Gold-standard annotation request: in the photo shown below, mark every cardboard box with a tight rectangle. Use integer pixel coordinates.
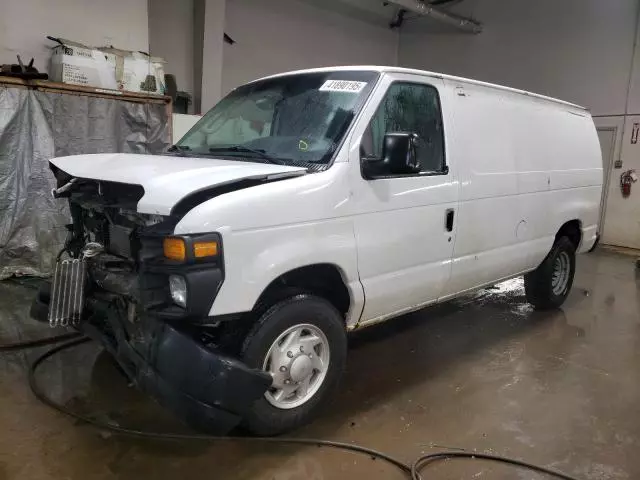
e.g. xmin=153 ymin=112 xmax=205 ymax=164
xmin=99 ymin=48 xmax=166 ymax=95
xmin=49 ymin=40 xmax=117 ymax=89
xmin=123 ymin=52 xmax=166 ymax=95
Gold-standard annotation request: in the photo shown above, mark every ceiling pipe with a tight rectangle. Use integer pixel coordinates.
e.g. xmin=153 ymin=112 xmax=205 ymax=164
xmin=386 ymin=0 xmax=482 ymax=34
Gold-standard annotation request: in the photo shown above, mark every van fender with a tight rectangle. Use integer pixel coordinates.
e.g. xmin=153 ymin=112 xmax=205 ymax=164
xmin=208 ymin=220 xmax=365 ymax=328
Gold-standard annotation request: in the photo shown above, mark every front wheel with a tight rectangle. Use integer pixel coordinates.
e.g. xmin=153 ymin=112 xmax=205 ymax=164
xmin=240 ymin=294 xmax=347 ymax=435
xmin=524 ymin=236 xmax=576 ymax=310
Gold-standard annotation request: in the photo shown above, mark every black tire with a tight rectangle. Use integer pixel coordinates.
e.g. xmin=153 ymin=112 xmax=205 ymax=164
xmin=240 ymin=294 xmax=347 ymax=436
xmin=524 ymin=236 xmax=576 ymax=310
xmin=29 ymin=298 xmax=49 ymax=323
xmin=37 ymin=281 xmax=52 ymax=303
xmin=30 ymin=282 xmax=52 ymax=323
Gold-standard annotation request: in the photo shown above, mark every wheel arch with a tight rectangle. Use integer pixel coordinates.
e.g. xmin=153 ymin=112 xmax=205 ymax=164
xmin=556 ymin=219 xmax=582 ymax=250
xmin=253 ymin=263 xmax=353 ymax=324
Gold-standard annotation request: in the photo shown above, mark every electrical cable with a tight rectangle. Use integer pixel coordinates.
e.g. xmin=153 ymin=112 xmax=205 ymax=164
xmin=0 ymin=332 xmax=83 ymax=352
xmin=28 ymin=337 xmax=414 ymax=476
xmin=3 ymin=334 xmax=581 ymax=480
xmin=412 ymin=452 xmax=579 ymax=480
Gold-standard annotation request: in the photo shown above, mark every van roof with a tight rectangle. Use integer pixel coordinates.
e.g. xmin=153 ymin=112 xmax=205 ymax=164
xmin=254 ymin=65 xmax=587 ymax=112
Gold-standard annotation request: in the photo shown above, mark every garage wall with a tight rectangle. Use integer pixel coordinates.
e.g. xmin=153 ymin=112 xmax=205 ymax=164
xmin=595 ymin=116 xmax=640 ymax=250
xmin=398 ymin=0 xmax=639 ymax=117
xmin=0 ymin=0 xmax=149 ymax=74
xmin=398 ymin=0 xmax=640 ymax=250
xmin=222 ymin=0 xmax=399 ymax=95
xmin=627 ymin=11 xmax=640 ymax=115
xmin=148 ymin=0 xmax=194 ymax=98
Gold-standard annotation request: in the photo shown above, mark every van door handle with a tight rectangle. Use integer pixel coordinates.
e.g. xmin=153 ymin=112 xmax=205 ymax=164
xmin=445 ymin=209 xmax=455 ymax=232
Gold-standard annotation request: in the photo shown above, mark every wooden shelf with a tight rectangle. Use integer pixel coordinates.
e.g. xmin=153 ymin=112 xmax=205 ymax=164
xmin=0 ymin=77 xmax=171 ymax=105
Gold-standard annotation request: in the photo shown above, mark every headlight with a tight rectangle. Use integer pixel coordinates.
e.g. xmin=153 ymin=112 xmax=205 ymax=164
xmin=169 ymin=275 xmax=187 ymax=308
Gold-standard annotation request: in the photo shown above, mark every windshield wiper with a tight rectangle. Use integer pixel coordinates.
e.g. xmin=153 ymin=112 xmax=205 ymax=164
xmin=167 ymin=144 xmax=192 ymax=156
xmin=208 ymin=145 xmax=284 ymax=165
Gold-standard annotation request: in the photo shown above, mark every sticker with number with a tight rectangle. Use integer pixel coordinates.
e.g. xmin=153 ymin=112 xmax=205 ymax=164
xmin=319 ymin=80 xmax=367 ymax=93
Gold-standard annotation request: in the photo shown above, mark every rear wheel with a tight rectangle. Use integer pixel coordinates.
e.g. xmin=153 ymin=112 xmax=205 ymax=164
xmin=524 ymin=236 xmax=576 ymax=310
xmin=240 ymin=294 xmax=347 ymax=435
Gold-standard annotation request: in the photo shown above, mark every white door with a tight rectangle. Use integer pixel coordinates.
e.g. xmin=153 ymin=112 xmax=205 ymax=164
xmin=599 ymin=115 xmax=640 ymax=249
xmin=348 ymin=73 xmax=458 ymax=325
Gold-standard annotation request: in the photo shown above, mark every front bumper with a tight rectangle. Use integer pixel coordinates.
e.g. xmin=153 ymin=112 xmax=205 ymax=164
xmin=31 ymin=286 xmax=271 ymax=433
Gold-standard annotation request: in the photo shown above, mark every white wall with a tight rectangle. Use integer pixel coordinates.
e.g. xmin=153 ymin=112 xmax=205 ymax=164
xmin=0 ymin=0 xmax=149 ymax=74
xmin=222 ymin=0 xmax=399 ymax=95
xmin=201 ymin=0 xmax=227 ymax=111
xmin=626 ymin=6 xmax=640 ymax=115
xmin=146 ymin=0 xmax=400 ymax=111
xmin=149 ymin=0 xmax=194 ymax=99
xmin=398 ymin=0 xmax=639 ymax=117
xmin=172 ymin=113 xmax=201 ymax=142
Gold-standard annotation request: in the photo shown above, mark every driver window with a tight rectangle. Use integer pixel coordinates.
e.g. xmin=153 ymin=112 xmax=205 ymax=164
xmin=361 ymin=82 xmax=446 ymax=173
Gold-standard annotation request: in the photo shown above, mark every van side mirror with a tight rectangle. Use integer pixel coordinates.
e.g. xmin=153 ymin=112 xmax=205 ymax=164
xmin=362 ymin=132 xmax=421 ymax=179
xmin=384 ymin=133 xmax=420 ymax=174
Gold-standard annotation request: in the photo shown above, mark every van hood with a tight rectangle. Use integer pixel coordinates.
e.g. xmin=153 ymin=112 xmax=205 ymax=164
xmin=50 ymin=153 xmax=307 ymax=215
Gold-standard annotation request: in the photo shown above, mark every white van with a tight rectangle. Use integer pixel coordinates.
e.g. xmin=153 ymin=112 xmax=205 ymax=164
xmin=34 ymin=66 xmax=602 ymax=435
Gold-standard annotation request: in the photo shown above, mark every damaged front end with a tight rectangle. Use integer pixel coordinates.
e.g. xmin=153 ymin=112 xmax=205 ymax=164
xmin=31 ymin=166 xmax=271 ymax=433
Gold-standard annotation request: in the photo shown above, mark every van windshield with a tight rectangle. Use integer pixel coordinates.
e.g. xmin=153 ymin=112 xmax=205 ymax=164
xmin=174 ymin=71 xmax=379 ymax=170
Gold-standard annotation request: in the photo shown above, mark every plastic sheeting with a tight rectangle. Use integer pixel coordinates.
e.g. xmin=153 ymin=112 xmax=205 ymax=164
xmin=0 ymin=87 xmax=170 ymax=279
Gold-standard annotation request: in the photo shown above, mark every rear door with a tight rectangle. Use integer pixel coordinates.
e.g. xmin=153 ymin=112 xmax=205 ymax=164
xmin=347 ymin=72 xmax=459 ymax=325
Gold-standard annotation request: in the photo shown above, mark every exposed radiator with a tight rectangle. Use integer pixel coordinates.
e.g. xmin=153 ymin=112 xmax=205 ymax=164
xmin=48 ymin=258 xmax=87 ymax=327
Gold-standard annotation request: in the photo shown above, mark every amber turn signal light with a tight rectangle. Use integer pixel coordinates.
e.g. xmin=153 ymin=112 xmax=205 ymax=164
xmin=163 ymin=237 xmax=186 ymax=261
xmin=193 ymin=241 xmax=218 ymax=258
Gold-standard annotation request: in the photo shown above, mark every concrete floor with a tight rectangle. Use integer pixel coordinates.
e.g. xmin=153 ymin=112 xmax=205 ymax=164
xmin=0 ymin=249 xmax=639 ymax=479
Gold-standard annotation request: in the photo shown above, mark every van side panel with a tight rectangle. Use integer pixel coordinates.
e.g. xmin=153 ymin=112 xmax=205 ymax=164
xmin=442 ymin=80 xmax=602 ymax=299
xmin=547 ymin=112 xmax=602 ymax=253
xmin=443 ymin=82 xmax=528 ymax=296
xmin=513 ymin=99 xmax=601 ymax=262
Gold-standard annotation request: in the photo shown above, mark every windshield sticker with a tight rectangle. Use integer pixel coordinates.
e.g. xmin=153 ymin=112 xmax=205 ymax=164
xmin=319 ymin=80 xmax=367 ymax=93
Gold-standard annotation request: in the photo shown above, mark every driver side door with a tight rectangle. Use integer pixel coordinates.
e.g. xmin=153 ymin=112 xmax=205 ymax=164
xmin=349 ymin=73 xmax=459 ymax=326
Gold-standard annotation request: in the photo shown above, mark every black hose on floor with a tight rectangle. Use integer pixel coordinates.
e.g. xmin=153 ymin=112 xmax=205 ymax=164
xmin=5 ymin=334 xmax=580 ymax=480
xmin=0 ymin=332 xmax=83 ymax=352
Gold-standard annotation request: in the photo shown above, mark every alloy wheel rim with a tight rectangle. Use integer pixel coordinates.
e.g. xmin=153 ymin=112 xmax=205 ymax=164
xmin=262 ymin=323 xmax=330 ymax=409
xmin=551 ymin=251 xmax=570 ymax=295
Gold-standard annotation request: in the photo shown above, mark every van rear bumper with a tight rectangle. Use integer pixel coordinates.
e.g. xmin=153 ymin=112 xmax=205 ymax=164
xmin=31 ymin=286 xmax=272 ymax=433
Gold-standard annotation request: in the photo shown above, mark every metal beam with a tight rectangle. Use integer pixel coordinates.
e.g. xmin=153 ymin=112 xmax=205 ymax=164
xmin=386 ymin=0 xmax=482 ymax=34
